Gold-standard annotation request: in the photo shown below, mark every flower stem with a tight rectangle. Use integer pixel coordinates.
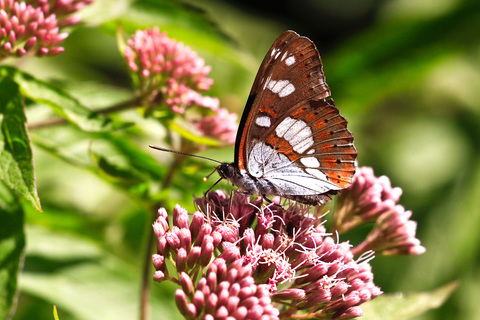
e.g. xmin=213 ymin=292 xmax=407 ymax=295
xmin=27 ymin=94 xmax=144 ymax=129
xmin=139 ymin=202 xmax=159 ymax=320
xmin=139 ymin=153 xmax=187 ymax=320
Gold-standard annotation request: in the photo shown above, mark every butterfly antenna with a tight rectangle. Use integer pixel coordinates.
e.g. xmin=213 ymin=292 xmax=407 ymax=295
xmin=149 ymin=145 xmax=223 ymax=164
xmin=203 ymin=168 xmax=217 ymax=182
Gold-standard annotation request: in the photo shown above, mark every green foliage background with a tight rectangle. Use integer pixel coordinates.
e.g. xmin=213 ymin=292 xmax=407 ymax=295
xmin=1 ymin=0 xmax=479 ymax=319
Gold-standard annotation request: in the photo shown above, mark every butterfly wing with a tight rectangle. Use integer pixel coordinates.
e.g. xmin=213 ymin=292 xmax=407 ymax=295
xmin=235 ymin=31 xmax=356 ymax=198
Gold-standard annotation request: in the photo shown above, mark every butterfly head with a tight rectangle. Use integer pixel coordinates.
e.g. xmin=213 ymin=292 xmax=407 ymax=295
xmin=215 ymin=163 xmax=237 ymax=181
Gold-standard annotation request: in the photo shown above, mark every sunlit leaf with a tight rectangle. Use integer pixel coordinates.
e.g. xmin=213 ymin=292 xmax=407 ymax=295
xmin=0 ymin=76 xmax=41 ymax=211
xmin=0 ymin=182 xmax=25 ymax=320
xmin=361 ymin=282 xmax=458 ymax=320
xmin=53 ymin=305 xmax=59 ymax=320
xmin=103 ymin=0 xmax=256 ymax=71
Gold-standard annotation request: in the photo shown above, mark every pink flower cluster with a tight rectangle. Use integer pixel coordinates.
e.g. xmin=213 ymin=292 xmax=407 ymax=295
xmin=335 ymin=166 xmax=426 ymax=256
xmin=125 ymin=28 xmax=213 ymax=112
xmin=175 ymin=259 xmax=279 ymax=320
xmin=124 ymin=27 xmax=238 ymax=144
xmin=0 ymin=0 xmax=93 ymax=59
xmin=153 ymin=203 xmax=278 ymax=319
xmin=0 ymin=0 xmax=65 ymax=58
xmin=163 ymin=77 xmax=219 ymax=114
xmin=153 ymin=190 xmax=383 ymax=319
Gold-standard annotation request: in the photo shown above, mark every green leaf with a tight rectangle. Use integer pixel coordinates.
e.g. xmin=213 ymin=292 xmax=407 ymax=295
xmin=104 ymin=0 xmax=257 ymax=71
xmin=361 ymin=282 xmax=458 ymax=320
xmin=169 ymin=120 xmax=221 ymax=147
xmin=77 ymin=0 xmax=132 ymax=26
xmin=53 ymin=305 xmax=59 ymax=320
xmin=0 ymin=181 xmax=25 ymax=320
xmin=21 ymin=226 xmax=178 ymax=320
xmin=88 ymin=133 xmax=166 ymax=187
xmin=30 ymin=125 xmax=165 ymax=198
xmin=0 ymin=77 xmax=41 ymax=211
xmin=0 ymin=66 xmax=123 ymax=132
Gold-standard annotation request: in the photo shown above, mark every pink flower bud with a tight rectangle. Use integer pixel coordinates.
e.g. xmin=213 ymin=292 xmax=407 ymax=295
xmin=152 ymin=254 xmax=165 ymax=270
xmin=153 ymin=270 xmax=165 ymax=283
xmin=187 ymin=246 xmax=201 ymax=268
xmin=176 ymin=247 xmax=187 ymax=271
xmin=179 ymin=228 xmax=192 ymax=251
xmin=180 ymin=272 xmax=194 ymax=297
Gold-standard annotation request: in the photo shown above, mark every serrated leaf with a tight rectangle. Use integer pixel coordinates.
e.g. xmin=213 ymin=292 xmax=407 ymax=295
xmin=0 ymin=66 xmax=123 ymax=132
xmin=0 ymin=76 xmax=41 ymax=211
xmin=0 ymin=181 xmax=25 ymax=320
xmin=361 ymin=282 xmax=458 ymax=320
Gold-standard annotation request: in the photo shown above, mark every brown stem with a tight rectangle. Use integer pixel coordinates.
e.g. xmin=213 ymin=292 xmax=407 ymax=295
xmin=28 ymin=95 xmax=144 ymax=130
xmin=139 ymin=202 xmax=160 ymax=320
xmin=138 ymin=153 xmax=187 ymax=320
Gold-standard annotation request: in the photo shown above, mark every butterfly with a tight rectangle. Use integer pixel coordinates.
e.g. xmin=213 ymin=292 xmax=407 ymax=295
xmin=214 ymin=30 xmax=357 ymax=206
xmin=152 ymin=31 xmax=357 ymax=206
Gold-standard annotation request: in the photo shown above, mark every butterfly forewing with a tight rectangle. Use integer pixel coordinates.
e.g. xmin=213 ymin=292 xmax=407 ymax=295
xmin=235 ymin=31 xmax=357 ymax=202
xmin=235 ymin=31 xmax=331 ymax=171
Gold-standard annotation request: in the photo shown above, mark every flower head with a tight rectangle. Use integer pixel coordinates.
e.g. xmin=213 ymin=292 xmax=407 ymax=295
xmin=335 ymin=166 xmax=425 ymax=256
xmin=0 ymin=0 xmax=69 ymax=59
xmin=195 ymin=107 xmax=238 ymax=144
xmin=125 ymin=27 xmax=238 ymax=145
xmin=155 ymin=191 xmax=382 ymax=319
xmin=175 ymin=259 xmax=280 ymax=320
xmin=334 ymin=167 xmax=403 ymax=233
xmin=124 ymin=27 xmax=215 ymax=114
xmin=352 ymin=205 xmax=426 ymax=256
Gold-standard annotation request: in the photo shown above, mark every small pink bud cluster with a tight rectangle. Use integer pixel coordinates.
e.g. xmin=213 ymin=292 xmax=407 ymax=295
xmin=164 ymin=77 xmax=219 ymax=114
xmin=335 ymin=166 xmax=426 ymax=256
xmin=152 ymin=203 xmax=279 ymax=319
xmin=0 ymin=0 xmax=68 ymax=59
xmin=285 ymin=239 xmax=382 ymax=319
xmin=154 ymin=191 xmax=383 ymax=319
xmin=124 ymin=27 xmax=238 ymax=144
xmin=175 ymin=259 xmax=279 ymax=320
xmin=125 ymin=28 xmax=213 ymax=113
xmin=194 ymin=107 xmax=238 ymax=145
xmin=152 ymin=205 xmax=223 ymax=281
xmin=27 ymin=0 xmax=94 ymax=26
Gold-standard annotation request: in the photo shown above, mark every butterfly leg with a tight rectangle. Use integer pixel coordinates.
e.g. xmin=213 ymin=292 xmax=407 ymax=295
xmin=204 ymin=177 xmax=224 ymax=196
xmin=263 ymin=196 xmax=274 ymax=204
xmin=262 ymin=195 xmax=285 ymax=208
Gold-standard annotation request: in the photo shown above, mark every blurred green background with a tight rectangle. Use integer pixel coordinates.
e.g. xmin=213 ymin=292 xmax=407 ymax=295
xmin=10 ymin=0 xmax=480 ymax=319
